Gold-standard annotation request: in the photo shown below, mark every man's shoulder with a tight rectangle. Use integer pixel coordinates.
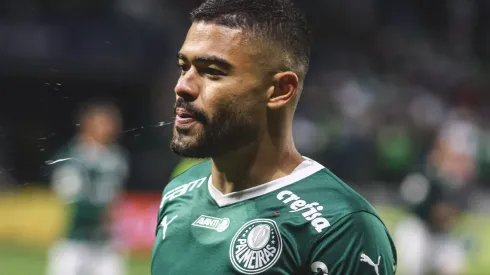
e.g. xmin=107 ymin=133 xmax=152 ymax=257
xmin=282 ymin=163 xmax=380 ymax=223
xmin=163 ymin=159 xmax=212 ymax=195
xmin=108 ymin=143 xmax=130 ymax=161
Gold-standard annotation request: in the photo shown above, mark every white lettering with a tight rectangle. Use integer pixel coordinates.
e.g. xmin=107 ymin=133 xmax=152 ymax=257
xmin=239 ymin=249 xmax=254 ymax=266
xmin=257 ymin=250 xmax=266 ymax=268
xmin=187 ymin=177 xmax=206 ymax=192
xmin=290 ymin=203 xmax=319 ymax=213
xmin=278 ymin=190 xmax=330 ymax=233
xmin=235 ymin=243 xmax=248 ymax=256
xmin=290 ymin=200 xmax=306 ymax=210
xmin=233 ymin=249 xmax=274 ymax=271
xmin=234 ymin=240 xmax=278 ymax=271
xmin=237 ymin=239 xmax=247 ymax=245
xmin=283 ymin=193 xmax=299 ymax=203
xmin=305 ymin=212 xmax=322 ymax=221
xmin=160 ymin=177 xmax=207 ymax=208
xmin=277 ymin=190 xmax=292 ymax=200
xmin=263 ymin=246 xmax=274 ymax=261
xmin=168 ymin=185 xmax=187 ymax=200
xmin=312 ymin=218 xmax=330 ymax=233
xmin=301 ymin=207 xmax=317 ymax=217
xmin=246 ymin=251 xmax=257 ymax=269
xmin=266 ymin=244 xmax=276 ymax=254
xmin=192 ymin=215 xmax=229 ymax=232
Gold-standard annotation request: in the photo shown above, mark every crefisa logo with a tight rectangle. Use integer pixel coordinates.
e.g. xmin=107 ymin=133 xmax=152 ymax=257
xmin=230 ymin=219 xmax=282 ymax=274
xmin=277 ymin=190 xmax=330 ymax=233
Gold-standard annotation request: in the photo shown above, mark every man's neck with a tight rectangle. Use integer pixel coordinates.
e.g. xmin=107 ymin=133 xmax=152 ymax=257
xmin=210 ymin=136 xmax=303 ymax=194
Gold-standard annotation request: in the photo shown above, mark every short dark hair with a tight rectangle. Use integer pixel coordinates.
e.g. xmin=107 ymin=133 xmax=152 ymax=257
xmin=190 ymin=0 xmax=311 ymax=84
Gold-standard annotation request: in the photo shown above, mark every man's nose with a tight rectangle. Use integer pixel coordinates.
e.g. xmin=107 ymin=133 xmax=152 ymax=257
xmin=175 ymin=68 xmax=200 ymax=101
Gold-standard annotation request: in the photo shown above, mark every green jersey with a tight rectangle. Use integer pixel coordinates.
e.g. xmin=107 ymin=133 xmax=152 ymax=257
xmin=151 ymin=158 xmax=397 ymax=274
xmin=50 ymin=139 xmax=128 ymax=242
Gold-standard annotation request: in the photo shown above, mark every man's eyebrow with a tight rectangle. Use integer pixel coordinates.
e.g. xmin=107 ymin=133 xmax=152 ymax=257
xmin=177 ymin=53 xmax=233 ymax=70
xmin=177 ymin=53 xmax=188 ymax=61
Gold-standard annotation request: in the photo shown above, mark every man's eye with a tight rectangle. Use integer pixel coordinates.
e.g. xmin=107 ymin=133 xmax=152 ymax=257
xmin=201 ymin=68 xmax=225 ymax=76
xmin=178 ymin=64 xmax=189 ymax=74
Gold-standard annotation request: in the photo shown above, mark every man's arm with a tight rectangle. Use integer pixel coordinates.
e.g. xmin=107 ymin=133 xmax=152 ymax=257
xmin=51 ymin=164 xmax=84 ymax=203
xmin=308 ymin=211 xmax=397 ymax=275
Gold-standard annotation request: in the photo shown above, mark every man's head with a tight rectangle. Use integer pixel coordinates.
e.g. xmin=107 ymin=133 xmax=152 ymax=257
xmin=171 ymin=0 xmax=311 ymax=158
xmin=77 ymin=99 xmax=122 ymax=145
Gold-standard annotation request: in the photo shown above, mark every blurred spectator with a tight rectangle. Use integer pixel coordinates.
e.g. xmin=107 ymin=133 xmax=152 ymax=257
xmin=393 ymin=109 xmax=479 ymax=275
xmin=46 ymin=99 xmax=129 ymax=275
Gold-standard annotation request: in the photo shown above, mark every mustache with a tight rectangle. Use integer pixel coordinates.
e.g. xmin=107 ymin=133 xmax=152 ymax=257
xmin=173 ymin=99 xmax=207 ymax=123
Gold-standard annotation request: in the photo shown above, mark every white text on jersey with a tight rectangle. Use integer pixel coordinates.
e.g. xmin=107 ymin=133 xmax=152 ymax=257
xmin=277 ymin=190 xmax=330 ymax=233
xmin=192 ymin=215 xmax=230 ymax=232
xmin=160 ymin=177 xmax=207 ymax=208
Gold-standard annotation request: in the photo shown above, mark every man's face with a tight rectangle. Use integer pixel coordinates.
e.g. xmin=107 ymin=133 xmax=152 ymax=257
xmin=85 ymin=111 xmax=121 ymax=145
xmin=171 ymin=22 xmax=270 ymax=158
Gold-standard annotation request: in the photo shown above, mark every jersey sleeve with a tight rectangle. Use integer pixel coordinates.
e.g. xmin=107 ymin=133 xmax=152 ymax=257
xmin=309 ymin=211 xmax=397 ymax=275
xmin=51 ymin=164 xmax=84 ymax=203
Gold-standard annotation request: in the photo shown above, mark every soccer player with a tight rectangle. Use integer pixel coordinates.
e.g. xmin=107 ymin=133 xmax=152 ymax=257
xmin=151 ymin=0 xmax=397 ymax=274
xmin=46 ymin=99 xmax=129 ymax=275
xmin=394 ymin=112 xmax=475 ymax=275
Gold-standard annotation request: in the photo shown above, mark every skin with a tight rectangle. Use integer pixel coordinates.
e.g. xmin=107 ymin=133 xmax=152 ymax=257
xmin=80 ymin=108 xmax=121 ymax=146
xmin=171 ymin=22 xmax=304 ymax=194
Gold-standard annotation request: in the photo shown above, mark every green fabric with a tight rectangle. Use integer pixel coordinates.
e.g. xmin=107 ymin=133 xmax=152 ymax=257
xmin=51 ymin=140 xmax=128 ymax=242
xmin=170 ymin=158 xmax=208 ymax=179
xmin=152 ymin=160 xmax=397 ymax=274
xmin=377 ymin=129 xmax=413 ymax=172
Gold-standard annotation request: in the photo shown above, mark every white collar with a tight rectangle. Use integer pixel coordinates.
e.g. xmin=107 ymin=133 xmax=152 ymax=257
xmin=207 ymin=158 xmax=324 ymax=207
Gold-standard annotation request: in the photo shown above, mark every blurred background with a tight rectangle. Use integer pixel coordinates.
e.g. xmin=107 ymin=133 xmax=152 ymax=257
xmin=1 ymin=0 xmax=490 ymax=274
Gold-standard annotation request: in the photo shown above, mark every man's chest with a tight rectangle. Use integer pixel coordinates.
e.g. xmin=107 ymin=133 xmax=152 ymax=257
xmin=151 ymin=198 xmax=310 ymax=275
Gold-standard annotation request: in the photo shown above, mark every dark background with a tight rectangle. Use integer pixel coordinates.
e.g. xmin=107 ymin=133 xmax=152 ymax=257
xmin=2 ymin=0 xmax=490 ymax=192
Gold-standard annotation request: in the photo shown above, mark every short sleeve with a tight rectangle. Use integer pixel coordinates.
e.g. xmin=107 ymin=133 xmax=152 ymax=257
xmin=51 ymin=164 xmax=84 ymax=202
xmin=308 ymin=211 xmax=397 ymax=275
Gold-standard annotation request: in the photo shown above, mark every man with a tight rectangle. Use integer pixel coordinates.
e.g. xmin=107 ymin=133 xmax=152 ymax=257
xmin=152 ymin=1 xmax=397 ymax=274
xmin=46 ymin=99 xmax=129 ymax=275
xmin=395 ymin=110 xmax=476 ymax=275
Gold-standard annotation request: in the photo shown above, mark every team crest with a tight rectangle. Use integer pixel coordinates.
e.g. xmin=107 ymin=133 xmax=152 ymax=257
xmin=229 ymin=219 xmax=282 ymax=274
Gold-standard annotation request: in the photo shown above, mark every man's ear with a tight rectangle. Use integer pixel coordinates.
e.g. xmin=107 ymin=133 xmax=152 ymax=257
xmin=267 ymin=72 xmax=299 ymax=109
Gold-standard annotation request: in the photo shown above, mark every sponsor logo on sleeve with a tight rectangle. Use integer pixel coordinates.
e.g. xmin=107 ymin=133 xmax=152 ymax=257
xmin=160 ymin=177 xmax=207 ymax=208
xmin=276 ymin=190 xmax=330 ymax=233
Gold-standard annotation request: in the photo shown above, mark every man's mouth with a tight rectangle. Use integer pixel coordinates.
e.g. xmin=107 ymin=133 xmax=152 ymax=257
xmin=175 ymin=108 xmax=199 ymax=126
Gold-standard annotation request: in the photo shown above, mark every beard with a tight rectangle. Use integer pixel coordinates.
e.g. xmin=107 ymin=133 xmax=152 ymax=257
xmin=170 ymin=99 xmax=259 ymax=158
